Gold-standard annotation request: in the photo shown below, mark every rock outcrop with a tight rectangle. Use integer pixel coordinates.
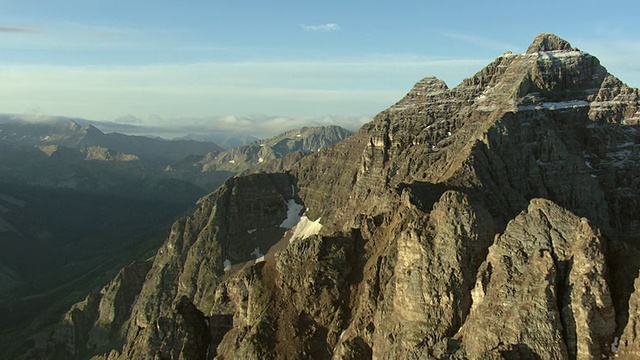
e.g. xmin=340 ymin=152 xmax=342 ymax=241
xmin=453 ymin=199 xmax=614 ymax=359
xmin=38 ymin=33 xmax=640 ymax=360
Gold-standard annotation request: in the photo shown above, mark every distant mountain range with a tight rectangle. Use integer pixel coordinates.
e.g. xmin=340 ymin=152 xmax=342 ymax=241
xmin=0 ymin=114 xmax=224 ymax=164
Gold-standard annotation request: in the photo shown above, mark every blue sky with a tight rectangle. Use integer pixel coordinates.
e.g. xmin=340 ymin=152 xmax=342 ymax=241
xmin=1 ymin=0 xmax=639 ymax=134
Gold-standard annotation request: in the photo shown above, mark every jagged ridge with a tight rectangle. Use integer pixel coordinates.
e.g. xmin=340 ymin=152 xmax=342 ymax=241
xmin=35 ymin=33 xmax=640 ymax=360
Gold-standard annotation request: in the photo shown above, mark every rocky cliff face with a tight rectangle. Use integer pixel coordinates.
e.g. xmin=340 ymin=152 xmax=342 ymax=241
xmin=37 ymin=33 xmax=640 ymax=359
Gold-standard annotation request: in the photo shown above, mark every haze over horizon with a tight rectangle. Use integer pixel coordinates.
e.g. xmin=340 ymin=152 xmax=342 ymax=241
xmin=2 ymin=0 xmax=639 ymax=137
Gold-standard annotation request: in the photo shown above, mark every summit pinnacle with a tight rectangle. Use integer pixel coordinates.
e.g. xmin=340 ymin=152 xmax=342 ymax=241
xmin=526 ymin=32 xmax=576 ymax=53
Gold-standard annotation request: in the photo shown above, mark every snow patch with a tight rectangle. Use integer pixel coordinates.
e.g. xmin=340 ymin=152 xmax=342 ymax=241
xmin=247 ymin=228 xmax=257 ymax=234
xmin=251 ymin=247 xmax=265 ymax=264
xmin=518 ymin=100 xmax=589 ymax=111
xmin=290 ymin=216 xmax=323 ymax=243
xmin=251 ymin=247 xmax=264 ymax=259
xmin=280 ymin=199 xmax=304 ymax=229
xmin=536 ymin=50 xmax=583 ymax=60
xmin=228 ymin=160 xmax=236 ymax=164
xmin=477 ymin=105 xmax=498 ymax=112
xmin=592 ymin=100 xmax=628 ymax=107
xmin=611 ymin=336 xmax=619 ymax=354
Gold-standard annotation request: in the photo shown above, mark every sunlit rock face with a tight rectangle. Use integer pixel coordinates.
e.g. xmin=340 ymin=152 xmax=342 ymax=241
xmin=36 ymin=33 xmax=640 ymax=360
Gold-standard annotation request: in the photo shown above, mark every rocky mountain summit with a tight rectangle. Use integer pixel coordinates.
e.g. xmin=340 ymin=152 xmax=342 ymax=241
xmin=33 ymin=33 xmax=640 ymax=359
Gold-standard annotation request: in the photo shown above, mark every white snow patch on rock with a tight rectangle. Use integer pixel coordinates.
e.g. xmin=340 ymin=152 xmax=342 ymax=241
xmin=518 ymin=100 xmax=589 ymax=111
xmin=611 ymin=336 xmax=619 ymax=354
xmin=251 ymin=247 xmax=264 ymax=259
xmin=290 ymin=216 xmax=323 ymax=243
xmin=251 ymin=248 xmax=265 ymax=264
xmin=477 ymin=105 xmax=498 ymax=112
xmin=280 ymin=199 xmax=304 ymax=229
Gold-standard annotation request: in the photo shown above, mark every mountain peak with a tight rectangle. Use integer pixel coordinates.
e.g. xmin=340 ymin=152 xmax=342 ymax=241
xmin=526 ymin=32 xmax=576 ymax=53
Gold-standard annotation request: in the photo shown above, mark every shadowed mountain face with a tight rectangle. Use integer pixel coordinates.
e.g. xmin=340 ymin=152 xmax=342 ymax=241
xmin=0 ymin=118 xmax=353 ymax=359
xmin=29 ymin=33 xmax=640 ymax=359
xmin=0 ymin=117 xmax=226 ymax=358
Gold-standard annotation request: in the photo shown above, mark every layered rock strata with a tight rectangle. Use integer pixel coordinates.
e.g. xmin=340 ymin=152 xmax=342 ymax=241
xmin=35 ymin=33 xmax=640 ymax=360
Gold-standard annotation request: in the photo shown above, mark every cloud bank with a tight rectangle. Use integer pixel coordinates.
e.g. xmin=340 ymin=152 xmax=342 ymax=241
xmin=300 ymin=23 xmax=340 ymax=32
xmin=0 ymin=25 xmax=38 ymax=33
xmin=0 ymin=57 xmax=489 ymax=126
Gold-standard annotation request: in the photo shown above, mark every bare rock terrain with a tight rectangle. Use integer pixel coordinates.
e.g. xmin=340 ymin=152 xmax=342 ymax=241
xmin=32 ymin=33 xmax=640 ymax=360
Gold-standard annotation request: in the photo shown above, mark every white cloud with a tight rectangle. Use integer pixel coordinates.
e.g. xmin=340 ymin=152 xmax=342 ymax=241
xmin=0 ymin=57 xmax=490 ymax=123
xmin=0 ymin=25 xmax=39 ymax=33
xmin=300 ymin=23 xmax=340 ymax=32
